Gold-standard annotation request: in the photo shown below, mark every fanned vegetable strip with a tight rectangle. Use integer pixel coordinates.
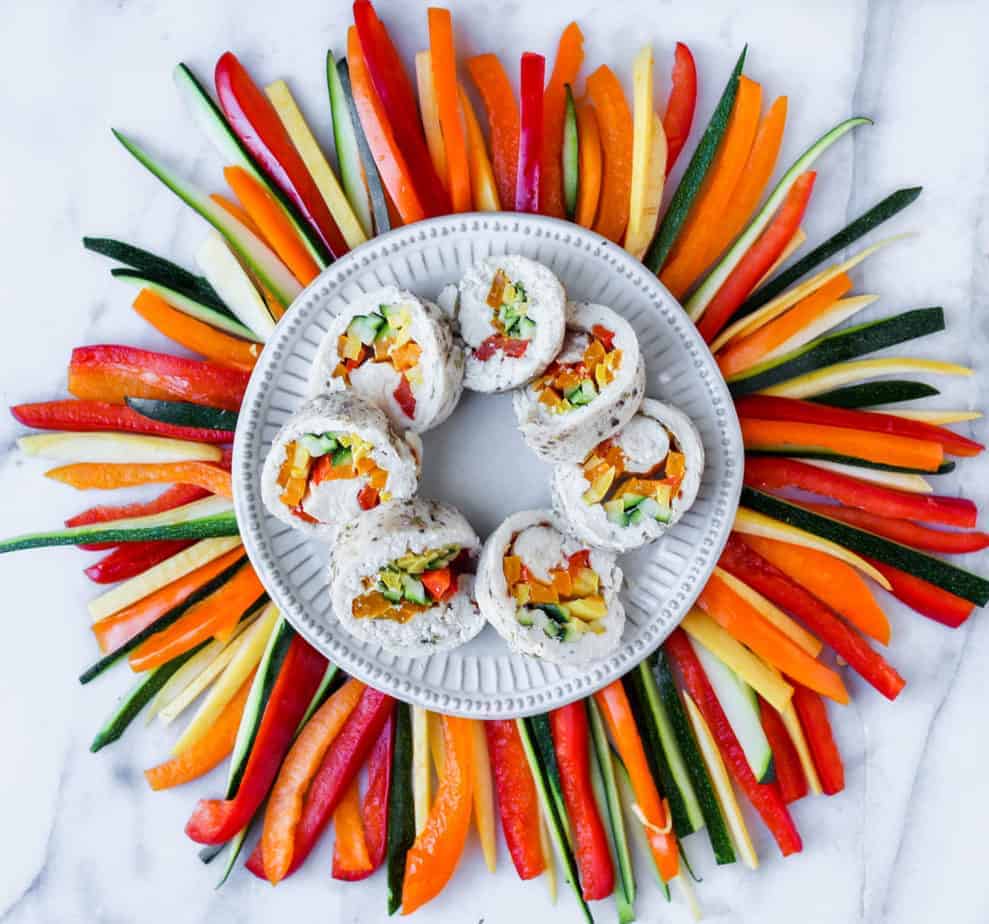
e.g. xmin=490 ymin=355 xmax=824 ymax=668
xmin=428 ymin=8 xmax=471 ymax=212
xmin=791 ymin=686 xmax=844 ymax=795
xmin=662 ymin=42 xmax=697 ymax=175
xmin=757 ymin=697 xmax=807 ymax=803
xmin=459 ymin=85 xmax=501 ymax=211
xmin=586 ymin=65 xmax=634 ymax=242
xmin=868 ymin=558 xmax=974 ymax=628
xmin=516 ymin=52 xmax=546 ymax=213
xmin=416 ymin=51 xmax=448 ymax=187
xmin=85 ymin=541 xmax=195 ymax=585
xmin=574 ymin=101 xmax=602 ymax=229
xmin=332 ymin=776 xmax=373 ymax=880
xmin=540 ymin=22 xmax=584 ymax=219
xmin=467 ymin=54 xmax=520 ymax=213
xmin=46 ymin=461 xmax=232 ymax=499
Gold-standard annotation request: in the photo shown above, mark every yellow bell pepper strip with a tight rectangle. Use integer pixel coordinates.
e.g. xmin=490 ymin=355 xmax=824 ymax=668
xmin=428 ymin=7 xmax=471 ymax=212
xmin=626 ymin=46 xmax=668 ymax=259
xmin=467 ymin=53 xmax=520 ymax=217
xmin=459 ymin=85 xmax=500 ymax=211
xmin=402 ymin=715 xmax=474 ymax=914
xmin=470 ymin=719 xmax=498 ymax=872
xmin=541 ymin=22 xmax=584 ymax=219
xmin=586 ymin=65 xmax=633 ymax=242
xmin=416 ymin=51 xmax=448 ymax=187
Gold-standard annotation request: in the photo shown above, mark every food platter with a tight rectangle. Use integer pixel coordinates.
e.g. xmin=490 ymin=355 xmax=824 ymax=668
xmin=233 ymin=211 xmax=742 ymax=718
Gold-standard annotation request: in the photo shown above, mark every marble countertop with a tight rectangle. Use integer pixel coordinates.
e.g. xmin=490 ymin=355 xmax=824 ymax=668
xmin=2 ymin=1 xmax=987 ymax=921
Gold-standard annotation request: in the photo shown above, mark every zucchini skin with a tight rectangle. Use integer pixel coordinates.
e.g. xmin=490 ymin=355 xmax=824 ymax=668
xmin=125 ymin=397 xmax=239 ymax=432
xmin=809 ymin=379 xmax=940 ymax=408
xmin=386 ymin=702 xmax=415 ymax=916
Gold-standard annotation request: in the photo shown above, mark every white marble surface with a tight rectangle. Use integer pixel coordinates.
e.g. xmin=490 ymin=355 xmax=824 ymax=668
xmin=1 ymin=0 xmax=988 ymax=921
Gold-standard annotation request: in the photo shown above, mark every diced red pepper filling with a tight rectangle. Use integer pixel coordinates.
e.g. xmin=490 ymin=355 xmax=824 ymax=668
xmin=475 ymin=269 xmax=534 ymax=360
xmin=533 ymin=327 xmax=621 ymax=414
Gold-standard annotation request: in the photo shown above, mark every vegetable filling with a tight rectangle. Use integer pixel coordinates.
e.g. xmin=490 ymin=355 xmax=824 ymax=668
xmin=533 ymin=325 xmax=621 ymax=413
xmin=276 ymin=431 xmax=390 ymax=522
xmin=333 ymin=304 xmax=422 ymax=420
xmin=352 ymin=545 xmax=469 ymax=622
xmin=475 ymin=269 xmax=534 ymax=359
xmin=503 ymin=544 xmax=608 ymax=641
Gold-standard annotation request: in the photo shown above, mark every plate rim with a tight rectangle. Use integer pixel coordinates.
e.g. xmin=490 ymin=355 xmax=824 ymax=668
xmin=233 ymin=211 xmax=743 ymax=718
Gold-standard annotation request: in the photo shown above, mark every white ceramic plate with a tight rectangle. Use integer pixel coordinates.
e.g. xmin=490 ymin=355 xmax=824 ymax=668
xmin=234 ymin=213 xmax=742 ymax=718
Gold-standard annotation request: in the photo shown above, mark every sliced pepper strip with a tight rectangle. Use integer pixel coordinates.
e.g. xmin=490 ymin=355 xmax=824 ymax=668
xmin=549 ymin=702 xmax=614 ymax=901
xmin=594 ymin=679 xmax=679 ymax=882
xmin=261 ymin=678 xmax=365 ymax=883
xmin=662 ymin=42 xmax=697 ymax=175
xmin=665 ymin=627 xmax=803 ymax=857
xmin=540 ymin=22 xmax=584 ymax=219
xmin=428 ymin=7 xmax=471 ymax=213
xmin=791 ymin=685 xmax=844 ymax=795
xmin=84 ymin=540 xmax=195 ymax=585
xmin=332 ymin=776 xmax=373 ymax=880
xmin=721 ymin=535 xmax=905 ymax=700
xmin=361 ymin=711 xmax=394 ymax=873
xmin=574 ymin=100 xmax=602 ymax=229
xmin=459 ymin=85 xmax=501 ymax=211
xmin=744 ymin=456 xmax=977 ymax=528
xmin=467 ymin=54 xmax=520 ymax=214
xmin=46 ymin=461 xmax=232 ymax=499
xmin=757 ymin=697 xmax=807 ymax=804
xmin=67 ymin=482 xmax=208 ymax=545
xmin=485 ymin=719 xmax=545 ymax=880
xmin=866 ymin=558 xmax=974 ymax=628
xmin=185 ymin=634 xmax=328 ymax=844
xmin=586 ymin=65 xmax=633 ymax=242
xmin=516 ymin=52 xmax=546 ymax=213
xmin=402 ymin=715 xmax=474 ymax=914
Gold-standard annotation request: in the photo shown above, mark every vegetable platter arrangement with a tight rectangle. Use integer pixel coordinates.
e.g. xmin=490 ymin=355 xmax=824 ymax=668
xmin=3 ymin=1 xmax=987 ymax=920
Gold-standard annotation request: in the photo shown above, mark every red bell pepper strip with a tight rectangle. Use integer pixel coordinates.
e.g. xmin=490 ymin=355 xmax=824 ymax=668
xmin=744 ymin=456 xmax=978 ymax=529
xmin=84 ymin=540 xmax=195 ymax=584
xmin=734 ymin=395 xmax=984 ymax=458
xmin=697 ymin=171 xmax=816 ymax=343
xmin=665 ymin=627 xmax=803 ymax=857
xmin=720 ymin=535 xmax=906 ymax=701
xmin=662 ymin=42 xmax=697 ymax=175
xmin=549 ymin=702 xmax=615 ymax=901
xmin=516 ymin=52 xmax=546 ymax=213
xmin=393 ymin=375 xmax=416 ymax=421
xmin=352 ymin=0 xmax=450 ymax=218
xmin=402 ymin=715 xmax=474 ymax=914
xmin=485 ymin=719 xmax=545 ymax=880
xmin=758 ymin=697 xmax=807 ymax=803
xmin=361 ymin=711 xmax=394 ymax=873
xmin=791 ymin=685 xmax=844 ymax=795
xmin=184 ymin=635 xmax=327 ymax=844
xmin=866 ymin=558 xmax=974 ymax=628
xmin=68 ymin=346 xmax=249 ymax=413
xmin=798 ymin=501 xmax=989 ymax=554
xmin=214 ymin=52 xmax=347 ymax=259
xmin=474 ymin=334 xmax=529 ymax=360
xmin=10 ymin=400 xmax=234 ymax=444
xmin=245 ymin=687 xmax=394 ymax=878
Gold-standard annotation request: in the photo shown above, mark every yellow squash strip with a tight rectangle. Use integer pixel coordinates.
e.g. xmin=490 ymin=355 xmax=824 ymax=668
xmin=145 ymin=637 xmax=227 ymax=725
xmin=680 ymin=608 xmax=794 ymax=712
xmin=471 ymin=719 xmax=498 ymax=872
xmin=683 ymin=692 xmax=759 ymax=870
xmin=539 ymin=812 xmax=557 ymax=902
xmin=625 ymin=46 xmax=665 ymax=259
xmin=415 ymin=51 xmax=448 ymax=191
xmin=752 ymin=227 xmax=806 ymax=291
xmin=733 ymin=509 xmax=891 ymax=589
xmin=170 ymin=602 xmax=279 ymax=755
xmin=712 ymin=567 xmax=823 ymax=656
xmin=778 ymin=699 xmax=824 ymax=796
xmin=264 ymin=79 xmax=368 ymax=250
xmin=676 ymin=871 xmax=703 ymax=922
xmin=795 ymin=457 xmax=933 ymax=494
xmin=709 ymin=234 xmax=911 ymax=353
xmin=18 ymin=432 xmax=222 ymax=464
xmin=87 ymin=537 xmax=243 ymax=623
xmin=459 ymin=85 xmax=501 ymax=211
xmin=883 ymin=409 xmax=982 ymax=425
xmin=412 ymin=705 xmax=432 ymax=835
xmin=760 ymin=357 xmax=973 ymax=399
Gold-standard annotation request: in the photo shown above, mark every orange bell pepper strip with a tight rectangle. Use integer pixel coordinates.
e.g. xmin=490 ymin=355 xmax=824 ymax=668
xmin=540 ymin=22 xmax=584 ymax=219
xmin=128 ymin=562 xmax=265 ymax=672
xmin=92 ymin=546 xmax=245 ymax=653
xmin=347 ymin=26 xmax=426 ymax=226
xmin=402 ymin=714 xmax=474 ymax=914
xmin=144 ymin=669 xmax=255 ymax=791
xmin=740 ymin=534 xmax=891 ymax=645
xmin=593 ymin=680 xmax=680 ymax=883
xmin=698 ymin=571 xmax=850 ymax=704
xmin=210 ymin=192 xmax=267 ymax=240
xmin=739 ymin=417 xmax=945 ymax=472
xmin=260 ymin=678 xmax=366 ymax=884
xmin=459 ymin=85 xmax=500 ymax=211
xmin=45 ymin=461 xmax=233 ymax=499
xmin=332 ymin=776 xmax=373 ymax=880
xmin=224 ymin=166 xmax=320 ymax=286
xmin=428 ymin=8 xmax=471 ymax=213
xmin=575 ymin=100 xmax=602 ymax=229
xmin=717 ymin=271 xmax=852 ymax=378
xmin=659 ymin=76 xmax=763 ymax=298
xmin=132 ymin=290 xmax=260 ymax=372
xmin=586 ymin=66 xmax=633 ymax=243
xmin=467 ymin=54 xmax=520 ymax=216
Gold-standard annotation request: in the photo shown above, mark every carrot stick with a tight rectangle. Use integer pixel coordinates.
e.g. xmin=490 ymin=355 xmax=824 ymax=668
xmin=46 ymin=461 xmax=233 ymax=499
xmin=540 ymin=22 xmax=584 ymax=219
xmin=144 ymin=670 xmax=255 ymax=790
xmin=415 ymin=51 xmax=448 ymax=188
xmin=594 ymin=680 xmax=679 ymax=882
xmin=740 ymin=534 xmax=891 ymax=645
xmin=586 ymin=66 xmax=633 ymax=243
xmin=347 ymin=26 xmax=425 ymax=225
xmin=739 ymin=418 xmax=945 ymax=472
xmin=332 ymin=777 xmax=373 ymax=879
xmin=132 ymin=290 xmax=260 ymax=372
xmin=428 ymin=8 xmax=471 ymax=213
xmin=717 ymin=272 xmax=853 ymax=378
xmin=224 ymin=166 xmax=320 ymax=285
xmin=459 ymin=85 xmax=500 ymax=211
xmin=261 ymin=678 xmax=366 ymax=883
xmin=92 ymin=547 xmax=246 ymax=653
xmin=467 ymin=54 xmax=520 ymax=216
xmin=128 ymin=563 xmax=265 ymax=672
xmin=698 ymin=571 xmax=849 ymax=704
xmin=660 ymin=77 xmax=763 ymax=298
xmin=574 ymin=100 xmax=602 ymax=229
